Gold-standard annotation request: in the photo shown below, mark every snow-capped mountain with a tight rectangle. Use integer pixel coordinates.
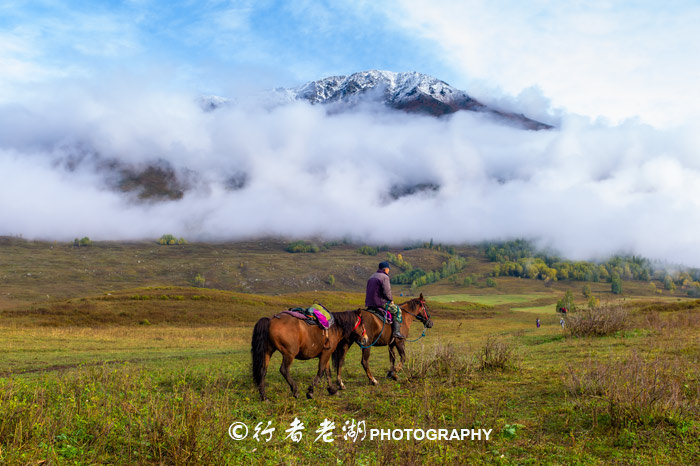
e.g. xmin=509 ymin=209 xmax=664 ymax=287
xmin=288 ymin=70 xmax=552 ymax=130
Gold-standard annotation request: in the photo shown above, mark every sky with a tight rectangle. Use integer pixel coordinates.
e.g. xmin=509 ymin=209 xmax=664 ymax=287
xmin=2 ymin=1 xmax=700 ymax=264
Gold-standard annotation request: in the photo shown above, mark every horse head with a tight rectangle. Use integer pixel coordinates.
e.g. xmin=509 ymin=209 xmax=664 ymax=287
xmin=409 ymin=293 xmax=433 ymax=328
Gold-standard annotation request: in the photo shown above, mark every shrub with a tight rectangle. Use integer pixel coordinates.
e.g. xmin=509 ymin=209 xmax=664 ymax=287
xmin=406 ymin=344 xmax=474 ymax=385
xmin=479 ymin=336 xmax=517 ymax=371
xmin=386 ymin=252 xmax=412 ymax=270
xmin=285 ymin=241 xmax=319 ymax=253
xmin=192 ymin=273 xmax=205 ymax=288
xmin=326 ymin=274 xmax=336 ymax=286
xmin=564 ymin=351 xmax=699 ymax=426
xmin=357 ymin=245 xmax=378 ymax=256
xmin=73 ymin=237 xmax=92 ymax=247
xmin=485 ymin=277 xmax=497 ymax=288
xmin=159 ymin=234 xmax=186 ymax=245
xmin=663 ymin=275 xmax=676 ymax=291
xmin=611 ymin=273 xmax=623 ymax=294
xmin=582 ymin=284 xmax=592 ymax=298
xmin=555 ymin=290 xmax=576 ymax=313
xmin=565 ymin=304 xmax=628 ymax=337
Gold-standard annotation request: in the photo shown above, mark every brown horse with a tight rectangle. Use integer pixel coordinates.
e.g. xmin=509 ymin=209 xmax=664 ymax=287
xmin=251 ymin=309 xmax=368 ymax=400
xmin=333 ymin=294 xmax=433 ymax=387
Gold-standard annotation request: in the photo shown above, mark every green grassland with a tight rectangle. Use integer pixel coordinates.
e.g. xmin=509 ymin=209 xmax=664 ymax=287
xmin=1 ymin=238 xmax=698 ymax=464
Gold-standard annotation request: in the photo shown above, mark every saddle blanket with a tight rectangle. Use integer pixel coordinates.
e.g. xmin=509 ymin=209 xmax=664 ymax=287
xmin=277 ymin=303 xmax=334 ymax=329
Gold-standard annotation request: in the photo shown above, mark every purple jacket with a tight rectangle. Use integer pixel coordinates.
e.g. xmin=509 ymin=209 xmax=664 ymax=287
xmin=365 ymin=270 xmax=392 ymax=308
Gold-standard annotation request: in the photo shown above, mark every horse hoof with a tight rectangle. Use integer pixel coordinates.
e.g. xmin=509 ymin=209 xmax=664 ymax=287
xmin=387 ymin=371 xmax=398 ymax=381
xmin=306 ymin=392 xmax=314 ymax=399
xmin=370 ymin=378 xmax=378 ymax=386
xmin=328 ymin=386 xmax=338 ymax=395
xmin=338 ymin=382 xmax=346 ymax=390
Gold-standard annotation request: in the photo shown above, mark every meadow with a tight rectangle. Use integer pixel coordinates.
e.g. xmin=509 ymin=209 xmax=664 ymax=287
xmin=0 ymin=238 xmax=698 ymax=464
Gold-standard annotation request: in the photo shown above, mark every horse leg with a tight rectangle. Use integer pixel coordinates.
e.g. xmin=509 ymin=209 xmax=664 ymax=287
xmin=395 ymin=339 xmax=406 ymax=373
xmin=387 ymin=343 xmax=398 ymax=380
xmin=307 ymin=354 xmax=327 ymax=399
xmin=322 ymin=350 xmax=338 ymax=396
xmin=279 ymin=353 xmax=298 ymax=398
xmin=361 ymin=347 xmax=378 ymax=386
xmin=335 ymin=342 xmax=349 ymax=390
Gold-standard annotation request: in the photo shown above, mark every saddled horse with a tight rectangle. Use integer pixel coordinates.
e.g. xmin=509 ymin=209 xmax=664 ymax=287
xmin=332 ymin=294 xmax=433 ymax=387
xmin=251 ymin=309 xmax=368 ymax=400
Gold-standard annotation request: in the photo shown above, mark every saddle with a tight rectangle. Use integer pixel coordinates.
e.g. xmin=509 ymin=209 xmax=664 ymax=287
xmin=365 ymin=307 xmax=393 ymax=323
xmin=276 ymin=303 xmax=335 ymax=330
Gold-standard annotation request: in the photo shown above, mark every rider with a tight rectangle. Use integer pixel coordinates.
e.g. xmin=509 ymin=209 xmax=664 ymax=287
xmin=365 ymin=261 xmax=404 ymax=339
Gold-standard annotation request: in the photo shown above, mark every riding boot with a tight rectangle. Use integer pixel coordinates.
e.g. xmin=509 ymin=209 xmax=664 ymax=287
xmin=391 ymin=318 xmax=405 ymax=339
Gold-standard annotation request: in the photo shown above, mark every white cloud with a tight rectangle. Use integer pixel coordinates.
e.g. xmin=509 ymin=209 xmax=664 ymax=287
xmin=382 ymin=0 xmax=700 ymax=127
xmin=3 ymin=80 xmax=700 ymax=266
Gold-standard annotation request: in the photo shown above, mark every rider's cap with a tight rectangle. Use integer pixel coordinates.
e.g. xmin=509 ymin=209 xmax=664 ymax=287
xmin=378 ymin=261 xmax=391 ymax=270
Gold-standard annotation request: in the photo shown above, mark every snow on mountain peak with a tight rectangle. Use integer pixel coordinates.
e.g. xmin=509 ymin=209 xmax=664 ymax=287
xmin=288 ymin=70 xmax=551 ymax=130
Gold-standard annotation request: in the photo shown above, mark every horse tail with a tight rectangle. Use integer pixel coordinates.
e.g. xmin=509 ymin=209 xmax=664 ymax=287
xmin=251 ymin=317 xmax=271 ymax=388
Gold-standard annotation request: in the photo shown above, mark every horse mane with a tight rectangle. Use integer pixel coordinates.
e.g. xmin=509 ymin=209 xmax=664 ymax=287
xmin=399 ymin=297 xmax=422 ymax=310
xmin=331 ymin=310 xmax=359 ymax=337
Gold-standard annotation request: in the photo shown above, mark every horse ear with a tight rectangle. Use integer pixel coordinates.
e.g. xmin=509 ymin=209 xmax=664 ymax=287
xmin=419 ymin=293 xmax=424 ymax=300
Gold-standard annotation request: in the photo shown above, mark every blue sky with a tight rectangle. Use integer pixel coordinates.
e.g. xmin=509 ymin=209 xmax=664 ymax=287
xmin=3 ymin=0 xmax=698 ymax=126
xmin=0 ymin=1 xmax=450 ymax=95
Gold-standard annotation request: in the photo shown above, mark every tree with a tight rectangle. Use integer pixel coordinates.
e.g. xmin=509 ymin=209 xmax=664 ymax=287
xmin=611 ymin=273 xmax=623 ymax=294
xmin=556 ymin=290 xmax=576 ymax=313
xmin=73 ymin=237 xmax=92 ymax=247
xmin=582 ymin=284 xmax=592 ymax=299
xmin=663 ymin=275 xmax=676 ymax=291
xmin=192 ymin=273 xmax=205 ymax=287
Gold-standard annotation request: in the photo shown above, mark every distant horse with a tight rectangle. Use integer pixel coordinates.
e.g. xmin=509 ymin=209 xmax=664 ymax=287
xmin=333 ymin=294 xmax=433 ymax=387
xmin=251 ymin=309 xmax=368 ymax=400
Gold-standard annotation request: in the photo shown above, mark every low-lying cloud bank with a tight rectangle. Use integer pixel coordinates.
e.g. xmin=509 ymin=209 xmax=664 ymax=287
xmin=2 ymin=81 xmax=699 ymax=266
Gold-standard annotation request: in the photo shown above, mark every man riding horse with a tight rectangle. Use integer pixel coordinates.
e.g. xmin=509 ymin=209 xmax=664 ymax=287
xmin=366 ymin=261 xmax=404 ymax=340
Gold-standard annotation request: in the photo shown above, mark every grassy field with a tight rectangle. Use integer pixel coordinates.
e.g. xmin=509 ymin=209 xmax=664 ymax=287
xmin=1 ymin=238 xmax=698 ymax=464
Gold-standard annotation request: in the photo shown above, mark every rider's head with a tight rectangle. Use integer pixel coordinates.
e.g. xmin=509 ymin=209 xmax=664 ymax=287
xmin=378 ymin=261 xmax=390 ymax=274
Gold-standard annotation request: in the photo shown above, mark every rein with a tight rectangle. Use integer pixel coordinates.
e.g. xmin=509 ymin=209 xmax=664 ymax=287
xmin=358 ymin=311 xmax=386 ymax=349
xmin=358 ymin=300 xmax=432 ymax=347
xmin=402 ymin=301 xmax=431 ymax=343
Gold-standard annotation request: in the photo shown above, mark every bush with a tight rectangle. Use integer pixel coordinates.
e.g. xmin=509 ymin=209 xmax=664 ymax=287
xmin=158 ymin=234 xmax=186 ymax=245
xmin=479 ymin=336 xmax=517 ymax=371
xmin=485 ymin=277 xmax=497 ymax=287
xmin=357 ymin=245 xmax=378 ymax=256
xmin=611 ymin=273 xmax=623 ymax=294
xmin=582 ymin=284 xmax=592 ymax=298
xmin=555 ymin=290 xmax=576 ymax=313
xmin=192 ymin=273 xmax=205 ymax=288
xmin=386 ymin=252 xmax=412 ymax=270
xmin=406 ymin=344 xmax=474 ymax=385
xmin=565 ymin=304 xmax=628 ymax=337
xmin=564 ymin=351 xmax=699 ymax=426
xmin=326 ymin=274 xmax=336 ymax=286
xmin=285 ymin=241 xmax=319 ymax=253
xmin=73 ymin=237 xmax=92 ymax=247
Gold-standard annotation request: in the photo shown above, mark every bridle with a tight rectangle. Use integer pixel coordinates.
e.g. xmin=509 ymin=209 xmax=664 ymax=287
xmin=352 ymin=313 xmax=368 ymax=342
xmin=401 ymin=299 xmax=431 ymax=325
